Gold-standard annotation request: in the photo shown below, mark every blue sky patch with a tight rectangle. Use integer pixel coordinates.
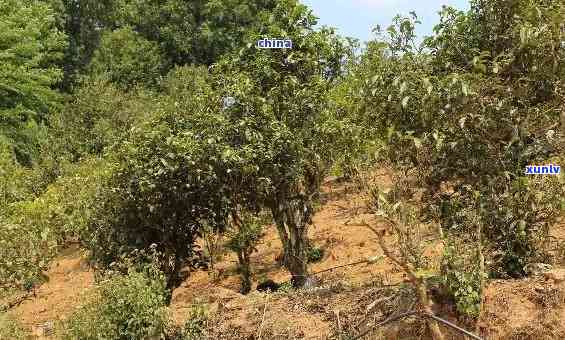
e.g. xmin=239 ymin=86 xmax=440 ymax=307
xmin=301 ymin=0 xmax=470 ymax=43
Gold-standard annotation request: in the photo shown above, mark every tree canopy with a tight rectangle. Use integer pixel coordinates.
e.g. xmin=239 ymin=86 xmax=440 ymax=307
xmin=0 ymin=0 xmax=67 ymax=165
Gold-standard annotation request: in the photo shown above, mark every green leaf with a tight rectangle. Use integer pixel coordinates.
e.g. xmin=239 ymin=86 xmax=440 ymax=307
xmin=399 ymin=81 xmax=408 ymax=94
xmin=401 ymin=96 xmax=410 ymax=108
xmin=461 ymin=82 xmax=469 ymax=96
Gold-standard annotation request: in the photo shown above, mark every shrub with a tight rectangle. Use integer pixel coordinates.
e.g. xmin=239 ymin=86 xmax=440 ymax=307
xmin=306 ymin=245 xmax=325 ymax=263
xmin=211 ymin=0 xmax=354 ymax=287
xmin=63 ymin=268 xmax=169 ymax=340
xmin=340 ymin=2 xmax=564 ymax=323
xmin=0 ymin=218 xmax=55 ymax=293
xmin=84 ymin=66 xmax=232 ymax=288
xmin=177 ymin=304 xmax=208 ymax=340
xmin=484 ymin=177 xmax=561 ymax=276
xmin=441 ymin=242 xmax=484 ymax=317
xmin=0 ymin=158 xmax=110 ymax=292
xmin=0 ymin=137 xmax=35 ymax=209
xmin=277 ymin=281 xmax=295 ymax=294
xmin=24 ymin=158 xmax=111 ymax=242
xmin=225 ymin=212 xmax=265 ymax=294
xmin=344 ymin=2 xmax=564 ymax=280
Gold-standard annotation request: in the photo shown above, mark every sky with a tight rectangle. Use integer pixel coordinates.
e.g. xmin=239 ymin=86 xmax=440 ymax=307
xmin=301 ymin=0 xmax=470 ymax=44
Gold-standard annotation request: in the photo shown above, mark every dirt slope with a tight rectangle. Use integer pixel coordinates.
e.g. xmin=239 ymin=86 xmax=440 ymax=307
xmin=169 ymin=169 xmax=402 ymax=338
xmin=5 ymin=246 xmax=94 ymax=337
xmin=5 ymin=171 xmax=565 ymax=339
xmin=480 ymin=275 xmax=565 ymax=339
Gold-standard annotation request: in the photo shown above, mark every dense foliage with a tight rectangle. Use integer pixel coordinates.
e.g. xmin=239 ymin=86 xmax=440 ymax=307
xmin=47 ymin=0 xmax=284 ymax=90
xmin=63 ymin=267 xmax=169 ymax=339
xmin=1 ymin=159 xmax=108 ymax=291
xmin=85 ymin=67 xmax=234 ymax=287
xmin=342 ymin=0 xmax=564 ymax=317
xmin=0 ymin=0 xmax=563 ymax=337
xmin=0 ymin=0 xmax=66 ymax=165
xmin=88 ymin=27 xmax=165 ymax=89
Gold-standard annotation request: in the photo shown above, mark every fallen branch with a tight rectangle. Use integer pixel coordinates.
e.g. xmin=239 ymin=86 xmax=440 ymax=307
xmin=424 ymin=313 xmax=483 ymax=340
xmin=257 ymin=293 xmax=270 ymax=340
xmin=352 ymin=311 xmax=484 ymax=340
xmin=284 ymin=256 xmax=384 ymax=280
xmin=310 ymin=259 xmax=375 ymax=276
xmin=352 ymin=311 xmax=418 ymax=340
xmin=359 ymin=219 xmax=445 ymax=340
xmin=353 ymin=295 xmax=402 ymax=331
xmin=0 ymin=291 xmax=34 ymax=312
xmin=335 ymin=310 xmax=342 ymax=340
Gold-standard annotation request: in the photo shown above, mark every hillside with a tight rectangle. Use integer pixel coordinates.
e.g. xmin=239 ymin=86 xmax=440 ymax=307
xmin=4 ymin=171 xmax=564 ymax=339
xmin=1 ymin=1 xmax=564 ymax=339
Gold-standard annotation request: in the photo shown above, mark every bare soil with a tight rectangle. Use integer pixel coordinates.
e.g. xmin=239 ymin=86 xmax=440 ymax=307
xmin=5 ymin=246 xmax=94 ymax=336
xmin=5 ymin=171 xmax=565 ymax=339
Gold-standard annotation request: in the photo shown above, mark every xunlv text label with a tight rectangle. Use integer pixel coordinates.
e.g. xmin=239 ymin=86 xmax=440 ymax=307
xmin=524 ymin=164 xmax=561 ymax=175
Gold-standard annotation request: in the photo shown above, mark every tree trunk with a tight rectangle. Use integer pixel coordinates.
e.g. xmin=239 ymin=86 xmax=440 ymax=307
xmin=270 ymin=196 xmax=312 ymax=287
xmin=237 ymin=251 xmax=252 ymax=295
xmin=561 ymin=106 xmax=565 ymax=137
xmin=416 ymin=282 xmax=446 ymax=340
xmin=285 ymin=221 xmax=309 ymax=287
xmin=165 ymin=253 xmax=182 ymax=291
